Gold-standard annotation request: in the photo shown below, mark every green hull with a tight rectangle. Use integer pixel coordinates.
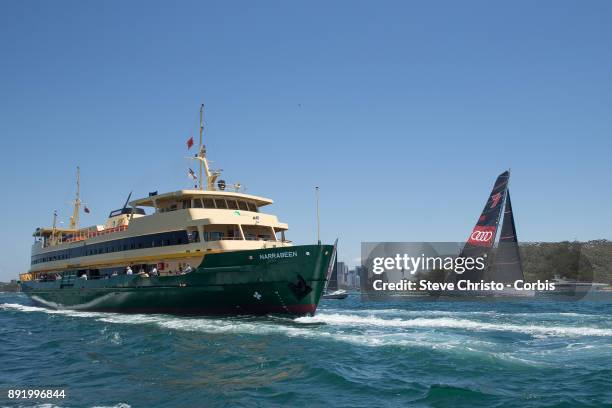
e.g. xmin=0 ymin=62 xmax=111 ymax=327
xmin=21 ymin=244 xmax=333 ymax=316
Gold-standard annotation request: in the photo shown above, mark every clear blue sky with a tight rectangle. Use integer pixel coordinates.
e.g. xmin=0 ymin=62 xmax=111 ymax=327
xmin=1 ymin=1 xmax=611 ymax=281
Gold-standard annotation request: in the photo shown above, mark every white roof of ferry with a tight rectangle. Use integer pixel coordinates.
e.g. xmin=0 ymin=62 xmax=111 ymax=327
xmin=129 ymin=189 xmax=274 ymax=208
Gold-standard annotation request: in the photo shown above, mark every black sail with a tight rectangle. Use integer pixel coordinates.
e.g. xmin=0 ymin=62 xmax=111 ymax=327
xmin=450 ymin=171 xmax=509 ymax=283
xmin=488 ymin=190 xmax=524 ymax=283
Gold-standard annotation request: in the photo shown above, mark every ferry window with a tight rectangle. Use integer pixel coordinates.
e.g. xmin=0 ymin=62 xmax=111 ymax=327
xmin=203 ymin=198 xmax=215 ymax=208
xmin=207 ymin=231 xmax=224 ymax=241
xmin=165 ymin=239 xmax=171 ymax=246
xmin=182 ymin=200 xmax=191 ymax=209
xmin=215 ymin=199 xmax=228 ymax=209
xmin=187 ymin=231 xmax=199 ymax=243
xmin=170 ymin=204 xmax=178 ymax=211
xmin=227 ymin=200 xmax=238 ymax=210
xmin=247 ymin=202 xmax=257 ymax=212
xmin=238 ymin=201 xmax=248 ymax=211
xmin=193 ymin=198 xmax=203 ymax=208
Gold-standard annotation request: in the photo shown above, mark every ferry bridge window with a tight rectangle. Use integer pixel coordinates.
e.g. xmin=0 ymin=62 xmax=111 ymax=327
xmin=227 ymin=200 xmax=238 ymax=210
xmin=238 ymin=201 xmax=248 ymax=211
xmin=193 ymin=198 xmax=203 ymax=208
xmin=215 ymin=199 xmax=228 ymax=209
xmin=203 ymin=198 xmax=215 ymax=208
xmin=182 ymin=200 xmax=191 ymax=209
xmin=247 ymin=202 xmax=257 ymax=212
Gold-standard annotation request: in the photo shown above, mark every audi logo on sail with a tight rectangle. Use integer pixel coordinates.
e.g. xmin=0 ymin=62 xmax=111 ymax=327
xmin=467 ymin=226 xmax=496 ymax=246
xmin=470 ymin=230 xmax=493 ymax=241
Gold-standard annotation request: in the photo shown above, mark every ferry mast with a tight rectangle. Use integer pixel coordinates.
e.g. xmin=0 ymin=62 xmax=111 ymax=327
xmin=195 ymin=104 xmax=220 ymax=191
xmin=69 ymin=166 xmax=81 ymax=230
xmin=199 ymin=104 xmax=203 ymax=190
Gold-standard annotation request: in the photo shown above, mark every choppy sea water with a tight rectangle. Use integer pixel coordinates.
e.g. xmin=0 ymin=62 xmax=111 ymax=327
xmin=1 ymin=292 xmax=612 ymax=408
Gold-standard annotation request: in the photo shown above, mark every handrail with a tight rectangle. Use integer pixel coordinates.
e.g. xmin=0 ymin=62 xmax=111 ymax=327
xmin=63 ymin=225 xmax=129 ymax=243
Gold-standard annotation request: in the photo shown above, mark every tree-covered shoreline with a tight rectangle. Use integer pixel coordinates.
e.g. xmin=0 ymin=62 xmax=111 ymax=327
xmin=521 ymin=240 xmax=612 ymax=284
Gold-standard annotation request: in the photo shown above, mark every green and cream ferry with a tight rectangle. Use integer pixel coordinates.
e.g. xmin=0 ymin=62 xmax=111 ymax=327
xmin=19 ymin=106 xmax=333 ymax=316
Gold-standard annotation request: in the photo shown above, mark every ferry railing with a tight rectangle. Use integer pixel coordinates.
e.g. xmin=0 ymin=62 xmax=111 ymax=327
xmin=209 ymin=237 xmax=282 ymax=242
xmin=63 ymin=225 xmax=129 ymax=244
xmin=60 ymin=273 xmax=76 ymax=288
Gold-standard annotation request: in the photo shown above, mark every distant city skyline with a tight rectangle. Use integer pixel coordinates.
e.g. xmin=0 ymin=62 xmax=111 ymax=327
xmin=1 ymin=0 xmax=611 ymax=281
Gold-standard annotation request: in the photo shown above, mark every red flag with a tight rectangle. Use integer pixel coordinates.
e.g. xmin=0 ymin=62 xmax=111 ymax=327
xmin=187 ymin=136 xmax=194 ymax=150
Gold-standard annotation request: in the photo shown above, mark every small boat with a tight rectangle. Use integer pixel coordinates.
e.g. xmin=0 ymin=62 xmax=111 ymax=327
xmin=322 ymin=289 xmax=348 ymax=299
xmin=321 ymin=239 xmax=348 ymax=300
xmin=537 ymin=275 xmax=608 ymax=298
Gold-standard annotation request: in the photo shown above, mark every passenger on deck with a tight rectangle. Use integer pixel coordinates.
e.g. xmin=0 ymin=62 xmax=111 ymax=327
xmin=184 ymin=265 xmax=193 ymax=274
xmin=126 ymin=266 xmax=133 ymax=275
xmin=111 ymin=271 xmax=118 ymax=277
xmin=150 ymin=267 xmax=158 ymax=276
xmin=80 ymin=274 xmax=88 ymax=280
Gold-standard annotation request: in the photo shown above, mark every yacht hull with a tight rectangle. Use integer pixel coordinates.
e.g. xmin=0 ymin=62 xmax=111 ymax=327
xmin=21 ymin=245 xmax=332 ymax=317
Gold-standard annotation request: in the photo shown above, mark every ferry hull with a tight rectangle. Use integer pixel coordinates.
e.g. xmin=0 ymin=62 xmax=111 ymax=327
xmin=21 ymin=244 xmax=332 ymax=317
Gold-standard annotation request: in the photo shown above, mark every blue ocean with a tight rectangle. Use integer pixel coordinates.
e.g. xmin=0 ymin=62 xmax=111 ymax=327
xmin=1 ymin=291 xmax=611 ymax=407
